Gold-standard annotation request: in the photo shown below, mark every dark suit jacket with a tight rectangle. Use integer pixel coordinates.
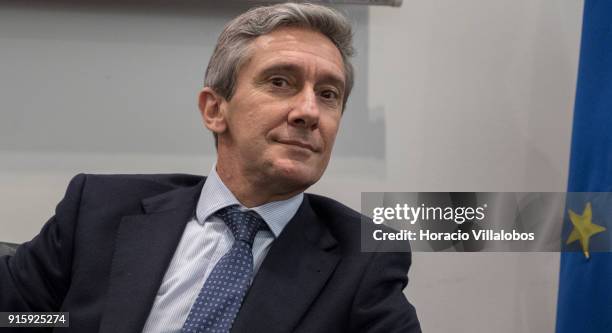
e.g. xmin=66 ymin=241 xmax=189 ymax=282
xmin=0 ymin=174 xmax=420 ymax=332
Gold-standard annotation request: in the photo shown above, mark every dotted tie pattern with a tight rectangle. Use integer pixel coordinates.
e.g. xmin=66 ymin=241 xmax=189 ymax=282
xmin=181 ymin=206 xmax=266 ymax=333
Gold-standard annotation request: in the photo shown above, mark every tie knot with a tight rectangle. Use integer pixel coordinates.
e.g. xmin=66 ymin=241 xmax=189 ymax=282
xmin=215 ymin=206 xmax=266 ymax=245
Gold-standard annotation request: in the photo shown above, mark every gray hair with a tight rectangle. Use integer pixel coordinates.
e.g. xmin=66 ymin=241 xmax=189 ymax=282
xmin=204 ymin=2 xmax=355 ymax=109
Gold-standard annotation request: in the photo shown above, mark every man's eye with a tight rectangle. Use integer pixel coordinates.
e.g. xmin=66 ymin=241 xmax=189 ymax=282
xmin=320 ymin=90 xmax=339 ymax=100
xmin=270 ymin=77 xmax=289 ymax=88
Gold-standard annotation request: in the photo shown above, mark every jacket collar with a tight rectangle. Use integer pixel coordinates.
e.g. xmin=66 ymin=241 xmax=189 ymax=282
xmin=99 ymin=177 xmax=205 ymax=333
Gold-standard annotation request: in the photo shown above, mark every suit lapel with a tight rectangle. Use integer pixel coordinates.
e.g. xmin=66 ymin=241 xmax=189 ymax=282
xmin=231 ymin=195 xmax=340 ymax=333
xmin=99 ymin=179 xmax=205 ymax=333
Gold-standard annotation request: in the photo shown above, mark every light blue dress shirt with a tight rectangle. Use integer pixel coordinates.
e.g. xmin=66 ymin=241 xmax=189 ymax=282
xmin=142 ymin=164 xmax=303 ymax=333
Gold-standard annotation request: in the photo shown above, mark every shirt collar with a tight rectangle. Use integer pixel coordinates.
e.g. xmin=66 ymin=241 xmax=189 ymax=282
xmin=195 ymin=163 xmax=304 ymax=238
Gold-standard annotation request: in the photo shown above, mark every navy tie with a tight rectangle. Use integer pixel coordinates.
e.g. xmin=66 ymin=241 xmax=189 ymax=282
xmin=182 ymin=206 xmax=265 ymax=333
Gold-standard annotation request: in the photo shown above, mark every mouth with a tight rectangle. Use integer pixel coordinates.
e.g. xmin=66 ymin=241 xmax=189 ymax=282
xmin=276 ymin=139 xmax=318 ymax=152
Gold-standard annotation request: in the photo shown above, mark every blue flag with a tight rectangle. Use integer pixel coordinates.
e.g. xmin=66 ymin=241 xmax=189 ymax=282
xmin=556 ymin=1 xmax=612 ymax=332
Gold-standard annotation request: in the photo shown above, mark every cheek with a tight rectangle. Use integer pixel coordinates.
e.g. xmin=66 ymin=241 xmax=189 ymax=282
xmin=321 ymin=117 xmax=340 ymax=145
xmin=230 ymin=110 xmax=268 ymax=140
xmin=236 ymin=117 xmax=278 ymax=151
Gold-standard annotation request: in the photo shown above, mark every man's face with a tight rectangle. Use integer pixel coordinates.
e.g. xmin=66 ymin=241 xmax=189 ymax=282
xmin=216 ymin=26 xmax=345 ymax=192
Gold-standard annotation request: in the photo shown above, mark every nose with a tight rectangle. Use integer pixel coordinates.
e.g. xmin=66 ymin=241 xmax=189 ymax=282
xmin=288 ymin=88 xmax=320 ymax=130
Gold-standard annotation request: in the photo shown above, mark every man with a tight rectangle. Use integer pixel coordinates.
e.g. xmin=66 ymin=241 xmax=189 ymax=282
xmin=0 ymin=3 xmax=420 ymax=332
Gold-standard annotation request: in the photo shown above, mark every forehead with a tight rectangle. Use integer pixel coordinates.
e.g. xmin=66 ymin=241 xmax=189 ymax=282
xmin=242 ymin=26 xmax=345 ymax=82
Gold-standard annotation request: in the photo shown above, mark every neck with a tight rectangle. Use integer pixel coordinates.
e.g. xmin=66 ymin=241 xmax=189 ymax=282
xmin=215 ymin=158 xmax=304 ymax=208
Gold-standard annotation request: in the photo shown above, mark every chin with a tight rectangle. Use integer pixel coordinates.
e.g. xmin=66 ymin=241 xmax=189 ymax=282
xmin=270 ymin=159 xmax=322 ymax=190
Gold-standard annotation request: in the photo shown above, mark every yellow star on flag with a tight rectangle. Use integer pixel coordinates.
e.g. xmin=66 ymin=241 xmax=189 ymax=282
xmin=566 ymin=202 xmax=606 ymax=259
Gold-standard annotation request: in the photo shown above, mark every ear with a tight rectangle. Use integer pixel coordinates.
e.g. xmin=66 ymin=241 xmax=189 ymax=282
xmin=198 ymin=87 xmax=227 ymax=135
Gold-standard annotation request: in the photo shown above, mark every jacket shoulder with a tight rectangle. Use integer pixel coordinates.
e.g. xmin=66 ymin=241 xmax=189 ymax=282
xmin=305 ymin=193 xmax=363 ymax=223
xmin=74 ymin=173 xmax=204 ymax=188
xmin=305 ymin=193 xmax=410 ymax=253
xmin=304 ymin=193 xmax=365 ymax=249
xmin=64 ymin=173 xmax=204 ymax=211
xmin=69 ymin=173 xmax=204 ymax=193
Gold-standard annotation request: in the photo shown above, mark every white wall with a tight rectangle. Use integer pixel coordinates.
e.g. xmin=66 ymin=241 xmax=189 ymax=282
xmin=356 ymin=1 xmax=581 ymax=332
xmin=0 ymin=1 xmax=583 ymax=332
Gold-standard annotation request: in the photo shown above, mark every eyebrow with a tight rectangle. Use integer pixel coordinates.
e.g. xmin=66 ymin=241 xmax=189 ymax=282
xmin=259 ymin=63 xmax=346 ymax=93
